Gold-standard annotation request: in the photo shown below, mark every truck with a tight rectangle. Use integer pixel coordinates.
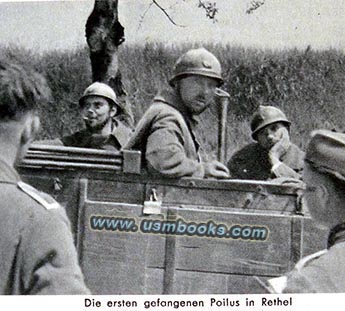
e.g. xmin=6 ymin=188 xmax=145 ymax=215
xmin=18 ymin=144 xmax=327 ymax=294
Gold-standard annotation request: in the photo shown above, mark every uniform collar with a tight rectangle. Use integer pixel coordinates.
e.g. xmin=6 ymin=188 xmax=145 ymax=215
xmin=0 ymin=157 xmax=21 ymax=184
xmin=110 ymin=120 xmax=132 ymax=147
xmin=78 ymin=120 xmax=131 ymax=148
xmin=327 ymin=222 xmax=345 ymax=248
xmin=153 ymin=89 xmax=199 ymax=128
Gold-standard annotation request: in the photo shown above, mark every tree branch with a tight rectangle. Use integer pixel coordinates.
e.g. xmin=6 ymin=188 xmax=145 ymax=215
xmin=152 ymin=0 xmax=186 ymax=27
xmin=246 ymin=0 xmax=265 ymax=14
xmin=145 ymin=1 xmax=266 ymax=27
xmin=137 ymin=2 xmax=154 ymax=30
xmin=198 ymin=0 xmax=218 ymax=21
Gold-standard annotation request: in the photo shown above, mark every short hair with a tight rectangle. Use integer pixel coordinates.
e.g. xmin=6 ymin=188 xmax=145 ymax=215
xmin=0 ymin=55 xmax=51 ymax=121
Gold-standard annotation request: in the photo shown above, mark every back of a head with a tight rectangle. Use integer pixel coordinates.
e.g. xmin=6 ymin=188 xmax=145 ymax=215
xmin=305 ymin=130 xmax=345 ymax=205
xmin=0 ymin=54 xmax=51 ymax=122
xmin=305 ymin=130 xmax=345 ymax=182
xmin=304 ymin=130 xmax=345 ymax=228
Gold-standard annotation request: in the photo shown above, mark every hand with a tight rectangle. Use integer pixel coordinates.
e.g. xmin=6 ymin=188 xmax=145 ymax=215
xmin=204 ymin=160 xmax=230 ymax=179
xmin=214 ymin=88 xmax=230 ymax=100
xmin=270 ymin=177 xmax=306 ymax=189
xmin=268 ymin=127 xmax=290 ymax=165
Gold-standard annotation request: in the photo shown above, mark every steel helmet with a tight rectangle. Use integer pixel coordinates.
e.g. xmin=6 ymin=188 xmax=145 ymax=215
xmin=79 ymin=82 xmax=120 ymax=108
xmin=169 ymin=48 xmax=223 ymax=86
xmin=251 ymin=105 xmax=291 ymax=140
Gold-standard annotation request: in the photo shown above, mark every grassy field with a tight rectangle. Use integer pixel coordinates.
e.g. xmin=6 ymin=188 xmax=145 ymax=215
xmin=2 ymin=43 xmax=345 ymax=162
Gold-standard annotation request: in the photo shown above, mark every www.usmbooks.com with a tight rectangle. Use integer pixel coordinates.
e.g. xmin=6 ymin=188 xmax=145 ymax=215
xmin=90 ymin=216 xmax=269 ymax=241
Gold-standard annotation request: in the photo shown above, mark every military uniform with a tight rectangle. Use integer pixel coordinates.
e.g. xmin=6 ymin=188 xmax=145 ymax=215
xmin=38 ymin=120 xmax=132 ymax=151
xmin=61 ymin=120 xmax=132 ymax=150
xmin=0 ymin=158 xmax=90 ymax=294
xmin=125 ymin=89 xmax=205 ymax=178
xmin=282 ymin=226 xmax=345 ymax=293
xmin=227 ymin=142 xmax=304 ymax=180
xmin=267 ymin=130 xmax=345 ymax=293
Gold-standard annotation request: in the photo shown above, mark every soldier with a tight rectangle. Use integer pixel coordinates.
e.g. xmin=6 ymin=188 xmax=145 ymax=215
xmin=39 ymin=82 xmax=132 ymax=150
xmin=227 ymin=105 xmax=304 ymax=180
xmin=125 ymin=48 xmax=230 ymax=178
xmin=268 ymin=130 xmax=345 ymax=293
xmin=0 ymin=56 xmax=90 ymax=294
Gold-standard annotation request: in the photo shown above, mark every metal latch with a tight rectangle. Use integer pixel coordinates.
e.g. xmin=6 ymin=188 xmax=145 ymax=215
xmin=295 ymin=189 xmax=305 ymax=215
xmin=143 ymin=188 xmax=162 ymax=215
xmin=53 ymin=177 xmax=63 ymax=192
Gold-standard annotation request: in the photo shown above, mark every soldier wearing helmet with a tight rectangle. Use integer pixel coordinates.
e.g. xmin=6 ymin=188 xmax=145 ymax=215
xmin=125 ymin=48 xmax=229 ymax=178
xmin=227 ymin=105 xmax=304 ymax=180
xmin=268 ymin=130 xmax=345 ymax=293
xmin=39 ymin=82 xmax=132 ymax=150
xmin=60 ymin=82 xmax=132 ymax=150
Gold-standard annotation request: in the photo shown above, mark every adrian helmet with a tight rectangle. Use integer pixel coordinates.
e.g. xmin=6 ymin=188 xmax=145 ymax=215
xmin=169 ymin=48 xmax=223 ymax=86
xmin=251 ymin=106 xmax=291 ymax=140
xmin=79 ymin=82 xmax=120 ymax=108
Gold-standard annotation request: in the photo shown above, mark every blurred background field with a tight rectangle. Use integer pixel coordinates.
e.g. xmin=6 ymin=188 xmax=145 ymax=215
xmin=2 ymin=43 xmax=345 ymax=162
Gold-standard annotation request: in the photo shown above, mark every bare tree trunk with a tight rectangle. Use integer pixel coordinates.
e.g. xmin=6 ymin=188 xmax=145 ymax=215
xmin=86 ymin=0 xmax=133 ymax=126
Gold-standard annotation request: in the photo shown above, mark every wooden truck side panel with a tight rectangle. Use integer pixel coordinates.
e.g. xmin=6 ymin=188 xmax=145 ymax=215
xmin=18 ymin=146 xmax=328 ymax=294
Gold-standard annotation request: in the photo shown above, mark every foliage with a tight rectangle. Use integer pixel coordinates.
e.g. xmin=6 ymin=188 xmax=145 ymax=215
xmin=198 ymin=1 xmax=219 ymax=21
xmin=1 ymin=43 xmax=345 ymax=162
xmin=246 ymin=0 xmax=265 ymax=14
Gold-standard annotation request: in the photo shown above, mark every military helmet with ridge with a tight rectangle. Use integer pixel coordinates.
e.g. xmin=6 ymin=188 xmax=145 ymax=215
xmin=169 ymin=48 xmax=223 ymax=86
xmin=79 ymin=82 xmax=120 ymax=108
xmin=251 ymin=105 xmax=291 ymax=140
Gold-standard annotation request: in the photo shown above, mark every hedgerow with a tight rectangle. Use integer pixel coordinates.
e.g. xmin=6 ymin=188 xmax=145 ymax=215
xmin=2 ymin=43 xmax=344 ymax=161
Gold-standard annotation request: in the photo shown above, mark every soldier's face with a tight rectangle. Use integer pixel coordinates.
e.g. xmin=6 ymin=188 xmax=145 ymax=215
xmin=256 ymin=122 xmax=290 ymax=150
xmin=80 ymin=96 xmax=117 ymax=130
xmin=178 ymin=75 xmax=218 ymax=115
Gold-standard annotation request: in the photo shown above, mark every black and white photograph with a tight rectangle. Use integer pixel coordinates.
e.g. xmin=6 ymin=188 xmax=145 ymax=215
xmin=0 ymin=0 xmax=344 ymax=308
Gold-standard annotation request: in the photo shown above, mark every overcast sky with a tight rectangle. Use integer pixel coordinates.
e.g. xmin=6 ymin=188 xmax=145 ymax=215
xmin=0 ymin=0 xmax=344 ymax=52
